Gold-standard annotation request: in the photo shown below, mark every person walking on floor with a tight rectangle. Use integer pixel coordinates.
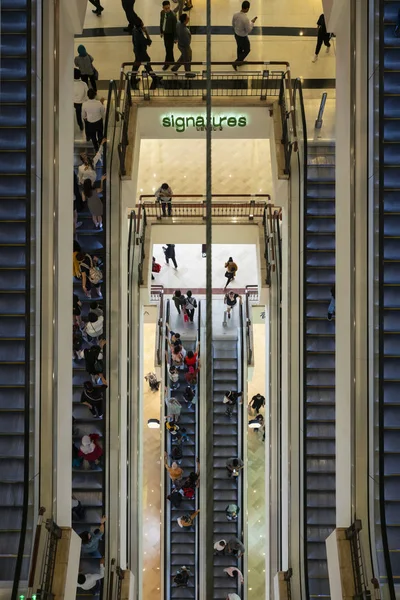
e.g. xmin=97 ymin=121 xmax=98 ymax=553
xmin=248 ymin=393 xmax=265 ymax=414
xmin=132 ymin=20 xmax=163 ymax=87
xmin=171 ymin=14 xmax=195 ymax=76
xmin=232 ymin=1 xmax=257 ymax=70
xmin=73 ymin=69 xmax=88 ymax=132
xmin=88 ymin=0 xmax=104 ymax=15
xmin=224 ymin=256 xmax=238 ymax=288
xmin=122 ymin=0 xmax=138 ymax=32
xmin=184 ymin=290 xmax=197 ymax=322
xmin=82 ymin=90 xmax=105 ymax=152
xmin=160 ymin=1 xmax=177 ymax=70
xmin=155 ymin=183 xmax=173 ymax=216
xmin=164 ymin=244 xmax=178 ymax=267
xmin=312 ymin=14 xmax=332 ymax=62
xmin=74 ymin=45 xmax=98 ymax=93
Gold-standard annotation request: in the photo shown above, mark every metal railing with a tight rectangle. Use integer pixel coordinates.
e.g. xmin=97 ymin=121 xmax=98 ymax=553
xmin=25 ymin=508 xmax=62 ymax=600
xmin=263 ymin=204 xmax=275 ymax=286
xmin=136 ymin=203 xmax=147 ymax=285
xmin=118 ymin=75 xmax=133 ymax=176
xmin=346 ymin=520 xmax=372 ymax=600
xmin=244 ymin=286 xmax=257 ymax=366
xmin=151 ymin=285 xmax=165 ymax=365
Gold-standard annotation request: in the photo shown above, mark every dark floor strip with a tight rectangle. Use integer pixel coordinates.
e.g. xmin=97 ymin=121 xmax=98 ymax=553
xmin=76 ymin=24 xmax=318 ymax=39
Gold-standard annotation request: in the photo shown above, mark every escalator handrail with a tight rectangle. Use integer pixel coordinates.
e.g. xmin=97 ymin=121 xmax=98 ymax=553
xmin=238 ymin=300 xmax=245 ymax=596
xmin=194 ymin=301 xmax=201 ymax=597
xmin=164 ymin=300 xmax=171 ymax=600
xmin=292 ymin=77 xmax=311 ymax=600
xmin=377 ymin=0 xmax=396 ymax=596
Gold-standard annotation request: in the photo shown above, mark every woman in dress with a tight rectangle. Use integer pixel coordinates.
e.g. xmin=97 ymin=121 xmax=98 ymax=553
xmin=83 ymin=174 xmax=106 ymax=229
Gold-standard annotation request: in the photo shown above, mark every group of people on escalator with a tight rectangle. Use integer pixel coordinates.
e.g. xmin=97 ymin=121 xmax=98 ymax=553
xmin=72 ymin=131 xmax=109 ymax=595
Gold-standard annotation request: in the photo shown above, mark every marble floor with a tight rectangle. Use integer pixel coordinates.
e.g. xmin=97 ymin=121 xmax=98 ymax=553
xmin=77 ymin=0 xmax=335 ymax=89
xmin=136 ymin=138 xmax=272 ymax=200
xmin=142 ymin=320 xmax=162 ymax=600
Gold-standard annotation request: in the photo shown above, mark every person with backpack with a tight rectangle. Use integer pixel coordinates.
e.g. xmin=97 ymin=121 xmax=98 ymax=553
xmin=84 ymin=312 xmax=104 ymax=342
xmin=80 ymin=380 xmax=105 ymax=418
xmin=173 ymin=566 xmax=191 ymax=587
xmin=166 ymin=396 xmax=182 ymax=422
xmin=84 ymin=339 xmax=107 ymax=385
xmin=184 ymin=290 xmax=197 ymax=322
xmin=78 ymin=253 xmax=103 ymax=298
xmin=224 ymin=256 xmax=238 ymax=288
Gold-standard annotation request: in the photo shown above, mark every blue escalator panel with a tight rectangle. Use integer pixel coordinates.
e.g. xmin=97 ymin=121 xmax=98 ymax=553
xmin=304 ymin=143 xmax=336 ymax=599
xmin=381 ymin=4 xmax=400 ymax=594
xmin=0 ymin=0 xmax=31 ymax=584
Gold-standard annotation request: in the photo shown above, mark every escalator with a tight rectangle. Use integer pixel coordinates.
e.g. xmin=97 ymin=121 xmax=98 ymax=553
xmin=0 ymin=0 xmax=33 ymax=587
xmin=72 ymin=141 xmax=105 ymax=598
xmin=212 ymin=337 xmax=243 ymax=599
xmin=303 ymin=142 xmax=336 ymax=599
xmin=378 ymin=4 xmax=400 ymax=595
xmin=165 ymin=300 xmax=199 ymax=599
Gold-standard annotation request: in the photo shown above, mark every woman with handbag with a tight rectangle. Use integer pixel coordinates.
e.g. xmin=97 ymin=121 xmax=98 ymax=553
xmin=132 ymin=20 xmax=163 ymax=87
xmin=82 ymin=174 xmax=106 ymax=229
xmin=74 ymin=45 xmax=98 ymax=93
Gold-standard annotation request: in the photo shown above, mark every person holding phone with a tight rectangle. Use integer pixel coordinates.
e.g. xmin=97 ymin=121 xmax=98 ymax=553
xmin=232 ymin=1 xmax=257 ymax=70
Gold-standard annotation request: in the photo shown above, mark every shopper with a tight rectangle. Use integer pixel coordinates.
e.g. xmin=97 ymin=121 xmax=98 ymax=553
xmin=73 ymin=293 xmax=82 ymax=327
xmin=84 ymin=312 xmax=104 ymax=341
xmin=72 ymin=495 xmax=86 ymax=520
xmin=74 ymin=45 xmax=98 ymax=92
xmin=132 ymin=20 xmax=163 ymax=86
xmin=164 ymin=451 xmax=184 ymax=482
xmin=167 ymin=489 xmax=184 ymax=508
xmin=77 ymin=559 xmax=105 ymax=593
xmin=226 ymin=537 xmax=245 ymax=557
xmin=183 ymin=385 xmax=195 ymax=405
xmin=223 ymin=390 xmax=243 ymax=418
xmin=163 ymin=243 xmax=178 ymax=267
xmin=167 ymin=325 xmax=181 ymax=345
xmin=82 ymin=175 xmax=105 ymax=229
xmin=327 ymin=283 xmax=335 ymax=321
xmin=166 ymin=396 xmax=182 ymax=422
xmin=82 ymin=90 xmax=105 ymax=152
xmin=232 ymin=1 xmax=257 ymax=70
xmin=224 ymin=566 xmax=244 ymax=583
xmin=224 ymin=291 xmax=242 ymax=319
xmin=73 ymin=69 xmax=88 ymax=131
xmin=169 ymin=366 xmax=180 ymax=390
xmin=122 ymin=0 xmax=138 ymax=32
xmin=89 ymin=301 xmax=103 ymax=318
xmin=171 ymin=14 xmax=195 ymax=75
xmin=173 ymin=566 xmax=191 ymax=587
xmin=184 ymin=290 xmax=197 ymax=322
xmin=312 ymin=14 xmax=332 ymax=62
xmin=224 ymin=257 xmax=238 ymax=288
xmin=184 ymin=347 xmax=199 ymax=369
xmin=225 ymin=504 xmax=240 ymax=521
xmin=80 ymin=516 xmax=106 ymax=555
xmin=78 ymin=433 xmax=103 ymax=468
xmin=226 ymin=457 xmax=244 ymax=478
xmin=172 ymin=290 xmax=186 ymax=315
xmin=78 ymin=140 xmax=105 ymax=185
xmin=183 ymin=0 xmax=193 ymax=11
xmin=177 ymin=509 xmax=200 ymax=528
xmin=79 ymin=252 xmax=103 ymax=298
xmin=88 ymin=0 xmax=104 ymax=15
xmin=84 ymin=340 xmax=107 ymax=386
xmin=227 ymin=595 xmax=241 ymax=600
xmin=248 ymin=393 xmax=265 ymax=414
xmin=156 ymin=183 xmax=173 ymax=217
xmin=214 ymin=539 xmax=227 ymax=554
xmin=80 ymin=381 xmax=105 ymax=418
xmin=182 ymin=458 xmax=200 ymax=489
xmin=160 ymin=1 xmax=177 ymax=69
xmin=171 ymin=344 xmax=185 ymax=368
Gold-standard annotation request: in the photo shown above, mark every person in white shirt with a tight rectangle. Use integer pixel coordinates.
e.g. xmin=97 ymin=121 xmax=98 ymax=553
xmin=77 ymin=140 xmax=105 ymax=185
xmin=77 ymin=559 xmax=104 ymax=592
xmin=82 ymin=89 xmax=106 ymax=152
xmin=73 ymin=69 xmax=88 ymax=132
xmin=232 ymin=1 xmax=257 ymax=70
xmin=84 ymin=313 xmax=104 ymax=340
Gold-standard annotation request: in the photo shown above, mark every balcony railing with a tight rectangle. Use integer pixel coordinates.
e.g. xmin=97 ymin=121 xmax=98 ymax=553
xmin=136 ymin=194 xmax=271 ymax=229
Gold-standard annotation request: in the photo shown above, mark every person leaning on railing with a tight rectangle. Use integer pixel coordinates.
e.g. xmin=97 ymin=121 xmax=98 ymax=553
xmin=155 ymin=182 xmax=173 ymax=216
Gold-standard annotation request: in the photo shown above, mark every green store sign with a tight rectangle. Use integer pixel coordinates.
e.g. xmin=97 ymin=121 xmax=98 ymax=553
xmin=161 ymin=114 xmax=248 ymax=133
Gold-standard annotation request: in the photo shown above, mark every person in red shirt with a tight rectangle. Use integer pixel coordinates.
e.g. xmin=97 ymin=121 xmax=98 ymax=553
xmin=78 ymin=434 xmax=103 ymax=468
xmin=184 ymin=343 xmax=200 ymax=368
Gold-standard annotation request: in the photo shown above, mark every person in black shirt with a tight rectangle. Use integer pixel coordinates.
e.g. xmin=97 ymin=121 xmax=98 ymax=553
xmin=132 ymin=20 xmax=163 ymax=86
xmin=248 ymin=393 xmax=265 ymax=414
xmin=312 ymin=14 xmax=331 ymax=62
xmin=80 ymin=381 xmax=105 ymax=418
xmin=160 ymin=1 xmax=177 ymax=69
xmin=223 ymin=390 xmax=243 ymax=418
xmin=224 ymin=291 xmax=242 ymax=319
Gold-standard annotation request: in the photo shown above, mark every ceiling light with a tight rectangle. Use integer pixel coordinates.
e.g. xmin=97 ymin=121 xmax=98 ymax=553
xmin=147 ymin=418 xmax=160 ymax=429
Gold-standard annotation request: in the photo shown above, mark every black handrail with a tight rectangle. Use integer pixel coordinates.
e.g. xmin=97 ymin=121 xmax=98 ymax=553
xmin=238 ymin=300 xmax=245 ymax=595
xmin=127 ymin=208 xmax=136 ymax=567
xmin=13 ymin=0 xmax=33 ymax=595
xmin=292 ymin=77 xmax=311 ymax=600
xmin=377 ymin=0 xmax=395 ymax=596
xmin=164 ymin=300 xmax=170 ymax=599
